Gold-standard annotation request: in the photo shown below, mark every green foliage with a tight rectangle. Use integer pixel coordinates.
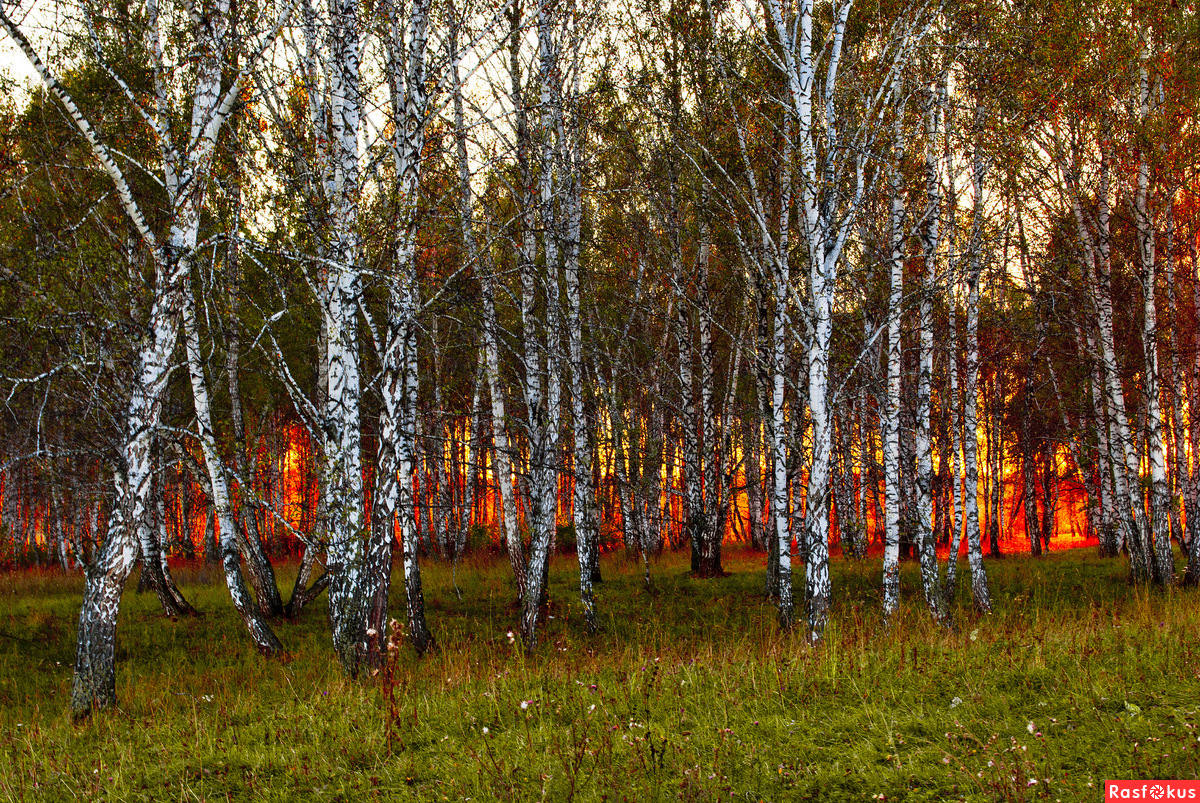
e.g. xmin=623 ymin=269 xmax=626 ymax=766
xmin=556 ymin=522 xmax=577 ymax=554
xmin=1 ymin=550 xmax=1198 ymax=800
xmin=463 ymin=523 xmax=493 ymax=555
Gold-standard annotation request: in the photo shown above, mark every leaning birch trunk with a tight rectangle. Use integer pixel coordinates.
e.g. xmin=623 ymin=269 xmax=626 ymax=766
xmin=225 ymin=189 xmax=285 ymax=617
xmin=181 ymin=282 xmax=283 ymax=655
xmin=73 ymin=315 xmax=183 ymax=716
xmin=0 ymin=7 xmax=278 ymax=702
xmin=71 ymin=232 xmax=200 ymax=715
xmin=147 ymin=439 xmax=196 ymax=615
xmin=1073 ymin=151 xmax=1148 ymax=580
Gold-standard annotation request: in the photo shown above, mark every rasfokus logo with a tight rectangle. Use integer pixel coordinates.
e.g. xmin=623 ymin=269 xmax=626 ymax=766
xmin=1106 ymin=781 xmax=1200 ymax=800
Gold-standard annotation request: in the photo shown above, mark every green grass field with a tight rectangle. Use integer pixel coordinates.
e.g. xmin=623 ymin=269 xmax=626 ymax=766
xmin=1 ymin=548 xmax=1198 ymax=801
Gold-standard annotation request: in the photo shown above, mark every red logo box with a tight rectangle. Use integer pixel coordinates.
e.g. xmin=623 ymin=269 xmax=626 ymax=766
xmin=1106 ymin=781 xmax=1200 ymax=800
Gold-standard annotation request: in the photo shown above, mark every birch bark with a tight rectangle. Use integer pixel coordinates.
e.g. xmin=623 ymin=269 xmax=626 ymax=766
xmin=1134 ymin=54 xmax=1173 ymax=585
xmin=916 ymin=88 xmax=946 ymax=622
xmin=881 ymin=98 xmax=905 ymax=619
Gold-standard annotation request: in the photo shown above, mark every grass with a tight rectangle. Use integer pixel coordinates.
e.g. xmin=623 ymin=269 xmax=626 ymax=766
xmin=1 ymin=547 xmax=1199 ymax=801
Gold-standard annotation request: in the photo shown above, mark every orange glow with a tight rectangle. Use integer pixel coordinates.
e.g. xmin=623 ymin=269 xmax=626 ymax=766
xmin=0 ymin=414 xmax=1134 ymax=568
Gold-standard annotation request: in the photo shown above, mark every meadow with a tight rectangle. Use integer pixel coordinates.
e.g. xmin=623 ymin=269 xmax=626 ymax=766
xmin=1 ymin=548 xmax=1198 ymax=801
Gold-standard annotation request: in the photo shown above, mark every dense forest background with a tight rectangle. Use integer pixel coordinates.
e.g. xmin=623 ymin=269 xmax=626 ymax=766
xmin=0 ymin=0 xmax=1198 ymax=714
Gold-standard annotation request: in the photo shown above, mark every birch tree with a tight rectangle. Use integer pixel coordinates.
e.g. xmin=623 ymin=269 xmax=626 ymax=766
xmin=959 ymin=101 xmax=992 ymax=612
xmin=0 ymin=0 xmax=292 ymax=714
xmin=1133 ymin=42 xmax=1173 ymax=585
xmin=369 ymin=0 xmax=435 ymax=658
xmin=758 ymin=0 xmax=931 ymax=638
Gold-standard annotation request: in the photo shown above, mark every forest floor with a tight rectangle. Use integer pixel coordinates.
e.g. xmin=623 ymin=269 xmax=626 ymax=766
xmin=1 ymin=548 xmax=1199 ymax=801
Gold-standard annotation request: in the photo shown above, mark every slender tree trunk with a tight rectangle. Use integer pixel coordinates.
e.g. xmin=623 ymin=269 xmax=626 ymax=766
xmin=695 ymin=217 xmax=724 ymax=577
xmin=1073 ymin=151 xmax=1148 ymax=580
xmin=915 ymin=88 xmax=946 ymax=623
xmin=372 ymin=0 xmax=434 ymax=657
xmin=1021 ymin=413 xmax=1042 ymax=557
xmin=881 ymin=102 xmax=905 ymax=620
xmin=518 ymin=2 xmax=566 ymax=650
xmin=224 ymin=195 xmax=285 ymax=618
xmin=1185 ymin=231 xmax=1200 ymax=583
xmin=182 ymin=283 xmax=283 ymax=655
xmin=1135 ymin=55 xmax=1173 ymax=585
xmin=1163 ymin=206 xmax=1187 ymax=557
xmin=744 ymin=415 xmax=764 ymax=551
xmin=962 ymin=106 xmax=991 ymax=610
xmin=563 ymin=113 xmax=598 ymax=631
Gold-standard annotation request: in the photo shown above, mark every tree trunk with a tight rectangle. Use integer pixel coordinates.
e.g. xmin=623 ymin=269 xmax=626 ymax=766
xmin=915 ymin=88 xmax=946 ymax=623
xmin=182 ymin=283 xmax=283 ymax=655
xmin=1135 ymin=55 xmax=1173 ymax=585
xmin=963 ymin=106 xmax=992 ymax=610
xmin=881 ymin=101 xmax=905 ymax=620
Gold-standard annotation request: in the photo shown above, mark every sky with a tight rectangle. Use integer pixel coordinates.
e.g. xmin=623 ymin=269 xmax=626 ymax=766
xmin=1 ymin=36 xmax=36 ymax=86
xmin=1 ymin=2 xmax=50 ymax=103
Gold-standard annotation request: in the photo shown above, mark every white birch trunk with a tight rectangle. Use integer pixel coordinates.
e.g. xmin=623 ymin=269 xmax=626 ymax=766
xmin=454 ymin=24 xmax=525 ymax=593
xmin=181 ymin=283 xmax=283 ymax=655
xmin=962 ymin=107 xmax=991 ymax=612
xmin=696 ymin=216 xmax=722 ymax=575
xmin=915 ymin=89 xmax=945 ymax=622
xmin=564 ymin=127 xmax=598 ymax=630
xmin=519 ymin=2 xmax=566 ymax=649
xmin=323 ymin=0 xmax=368 ymax=670
xmin=881 ymin=100 xmax=905 ymax=620
xmin=1134 ymin=55 xmax=1173 ymax=584
xmin=373 ymin=0 xmax=434 ymax=656
xmin=942 ymin=135 xmax=964 ymax=597
xmin=0 ymin=0 xmax=268 ymax=707
xmin=1071 ymin=152 xmax=1148 ymax=579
